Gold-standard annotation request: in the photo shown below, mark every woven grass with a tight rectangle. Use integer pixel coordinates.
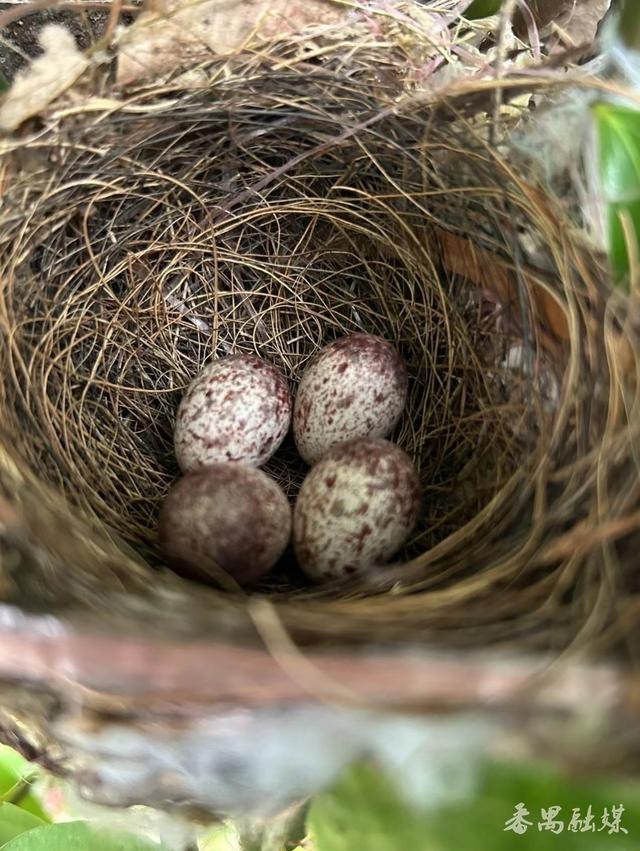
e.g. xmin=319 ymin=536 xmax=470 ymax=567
xmin=0 ymin=7 xmax=638 ymax=660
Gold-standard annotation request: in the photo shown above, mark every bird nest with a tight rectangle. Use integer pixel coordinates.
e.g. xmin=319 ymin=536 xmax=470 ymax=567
xmin=0 ymin=22 xmax=638 ymax=666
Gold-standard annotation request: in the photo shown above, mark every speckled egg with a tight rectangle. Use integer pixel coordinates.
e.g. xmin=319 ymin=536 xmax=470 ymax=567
xmin=293 ymin=437 xmax=420 ymax=581
xmin=174 ymin=355 xmax=291 ymax=471
xmin=293 ymin=334 xmax=408 ymax=465
xmin=159 ymin=463 xmax=292 ymax=586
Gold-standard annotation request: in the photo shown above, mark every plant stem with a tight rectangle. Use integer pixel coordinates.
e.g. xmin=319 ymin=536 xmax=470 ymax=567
xmin=619 ymin=0 xmax=640 ymax=50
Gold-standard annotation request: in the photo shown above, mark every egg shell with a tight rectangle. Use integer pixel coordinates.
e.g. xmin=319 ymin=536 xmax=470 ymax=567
xmin=159 ymin=463 xmax=292 ymax=586
xmin=175 ymin=355 xmax=291 ymax=471
xmin=293 ymin=334 xmax=408 ymax=465
xmin=293 ymin=437 xmax=420 ymax=581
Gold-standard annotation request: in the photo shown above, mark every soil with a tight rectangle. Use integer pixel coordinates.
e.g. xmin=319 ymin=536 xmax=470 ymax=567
xmin=0 ymin=4 xmax=134 ymax=82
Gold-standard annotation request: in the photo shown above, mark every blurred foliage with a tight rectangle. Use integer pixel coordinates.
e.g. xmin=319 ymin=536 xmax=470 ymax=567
xmin=0 ymin=805 xmax=45 ymax=848
xmin=200 ymin=822 xmax=241 ymax=850
xmin=0 ymin=821 xmax=164 ymax=850
xmin=594 ymin=102 xmax=640 ymax=286
xmin=465 ymin=0 xmax=502 ymax=19
xmin=619 ymin=0 xmax=640 ymax=50
xmin=0 ymin=747 xmax=48 ymax=822
xmin=309 ymin=760 xmax=640 ymax=851
xmin=0 ymin=746 xmax=167 ymax=850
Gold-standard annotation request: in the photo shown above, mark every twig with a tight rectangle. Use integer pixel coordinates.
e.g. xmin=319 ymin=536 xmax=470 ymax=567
xmin=103 ymin=0 xmax=123 ymax=45
xmin=490 ymin=0 xmax=519 ymax=147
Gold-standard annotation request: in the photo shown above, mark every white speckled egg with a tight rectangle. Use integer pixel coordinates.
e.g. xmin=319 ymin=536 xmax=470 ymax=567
xmin=159 ymin=463 xmax=292 ymax=586
xmin=174 ymin=355 xmax=292 ymax=471
xmin=293 ymin=334 xmax=408 ymax=465
xmin=293 ymin=437 xmax=420 ymax=581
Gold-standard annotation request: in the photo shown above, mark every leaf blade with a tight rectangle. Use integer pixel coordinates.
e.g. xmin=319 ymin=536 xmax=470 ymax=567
xmin=0 ymin=748 xmax=48 ymax=822
xmin=594 ymin=102 xmax=640 ymax=284
xmin=465 ymin=0 xmax=502 ymax=19
xmin=0 ymin=803 xmax=45 ymax=847
xmin=1 ymin=821 xmax=164 ymax=851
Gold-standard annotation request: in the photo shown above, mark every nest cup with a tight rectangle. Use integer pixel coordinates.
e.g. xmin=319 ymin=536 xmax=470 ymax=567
xmin=0 ymin=32 xmax=638 ymax=662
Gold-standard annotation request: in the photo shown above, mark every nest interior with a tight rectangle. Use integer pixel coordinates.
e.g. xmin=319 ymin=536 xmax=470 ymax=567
xmin=0 ymin=41 xmax=638 ymax=654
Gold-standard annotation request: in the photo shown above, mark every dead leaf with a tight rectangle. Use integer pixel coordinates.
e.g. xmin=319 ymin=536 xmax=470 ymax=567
xmin=553 ymin=0 xmax=611 ymax=46
xmin=432 ymin=226 xmax=570 ymax=343
xmin=0 ymin=25 xmax=89 ymax=132
xmin=515 ymin=0 xmax=611 ymax=47
xmin=116 ymin=0 xmax=350 ymax=86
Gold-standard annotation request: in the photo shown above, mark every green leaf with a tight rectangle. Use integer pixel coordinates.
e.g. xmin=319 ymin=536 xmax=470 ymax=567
xmin=1 ymin=821 xmax=164 ymax=851
xmin=0 ymin=73 xmax=8 ymax=95
xmin=200 ymin=823 xmax=240 ymax=850
xmin=0 ymin=748 xmax=48 ymax=822
xmin=594 ymin=102 xmax=640 ymax=286
xmin=0 ymin=803 xmax=45 ymax=847
xmin=309 ymin=763 xmax=426 ymax=851
xmin=465 ymin=0 xmax=502 ymax=19
xmin=309 ymin=760 xmax=640 ymax=851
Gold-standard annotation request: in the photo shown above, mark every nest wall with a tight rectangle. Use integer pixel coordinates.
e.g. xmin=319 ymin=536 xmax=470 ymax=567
xmin=0 ymin=40 xmax=638 ymax=654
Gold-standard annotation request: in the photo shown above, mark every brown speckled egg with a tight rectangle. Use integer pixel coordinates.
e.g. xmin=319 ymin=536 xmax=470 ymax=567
xmin=293 ymin=437 xmax=420 ymax=581
xmin=159 ymin=463 xmax=291 ymax=586
xmin=175 ymin=355 xmax=291 ymax=471
xmin=293 ymin=334 xmax=408 ymax=465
